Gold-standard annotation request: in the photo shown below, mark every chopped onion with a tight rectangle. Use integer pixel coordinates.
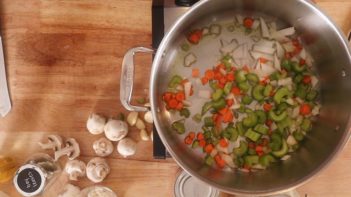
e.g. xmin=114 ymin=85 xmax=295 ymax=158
xmin=276 ymin=27 xmax=295 ymax=36
xmin=278 ymin=77 xmax=293 ymax=86
xmin=271 ymin=122 xmax=277 ymax=131
xmin=183 ymin=81 xmax=192 ymax=99
xmin=210 ymin=149 xmax=218 ymax=157
xmin=182 ymin=100 xmax=192 ymax=106
xmin=285 ymin=98 xmax=295 ymax=105
xmin=220 ymin=39 xmax=238 ymax=54
xmin=311 ymin=76 xmax=319 ymax=88
xmin=257 ymin=39 xmax=275 ymax=48
xmin=254 ymin=63 xmax=276 ymax=78
xmin=275 ymin=41 xmax=285 ymax=59
xmin=202 ymin=27 xmax=210 ymax=36
xmin=216 ymin=143 xmax=229 ymax=154
xmin=232 ymin=44 xmax=245 ymax=59
xmin=176 ymin=84 xmax=184 ymax=91
xmin=292 ymin=106 xmax=300 ymax=118
xmin=226 ymin=93 xmax=234 ymax=100
xmin=220 ymin=153 xmax=236 ymax=168
xmin=198 ymin=90 xmax=211 ymax=99
xmin=253 ymin=45 xmax=275 ymax=55
xmin=219 ymin=68 xmax=227 ymax=75
xmin=287 ymin=135 xmax=297 ymax=146
xmin=259 ymin=17 xmax=270 ymax=38
xmin=230 ymin=104 xmax=241 ymax=110
xmin=273 ymin=54 xmax=281 ymax=70
xmin=250 ymin=51 xmax=274 ymax=61
xmin=184 ymin=53 xmax=197 ymax=67
xmin=281 ymin=155 xmax=291 ymax=161
xmin=295 ymin=97 xmax=304 ymax=104
xmin=282 ymin=42 xmax=295 ymax=52
xmin=195 ymin=78 xmax=202 ymax=85
xmin=312 ymin=104 xmax=321 ymax=116
xmin=252 ymin=164 xmax=266 ymax=170
xmin=232 ymin=138 xmax=241 ymax=149
xmin=252 ymin=19 xmax=260 ymax=29
xmin=300 ymin=48 xmax=307 ymax=59
xmin=210 ymin=24 xmax=222 ymax=36
xmin=235 ymin=15 xmax=244 ymax=25
xmin=268 ymin=22 xmax=277 ymax=33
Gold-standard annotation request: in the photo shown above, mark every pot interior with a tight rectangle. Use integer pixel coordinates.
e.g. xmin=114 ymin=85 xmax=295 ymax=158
xmin=150 ymin=0 xmax=351 ymax=194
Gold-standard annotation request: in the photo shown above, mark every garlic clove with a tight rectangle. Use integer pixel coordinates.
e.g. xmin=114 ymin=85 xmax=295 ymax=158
xmin=150 ymin=130 xmax=153 ymax=141
xmin=135 ymin=118 xmax=146 ymax=130
xmin=127 ymin=112 xmax=138 ymax=126
xmin=139 ymin=129 xmax=150 ymax=141
xmin=144 ymin=111 xmax=153 ymax=124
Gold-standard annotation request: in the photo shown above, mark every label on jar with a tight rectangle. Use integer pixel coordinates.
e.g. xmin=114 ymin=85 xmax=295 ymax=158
xmin=13 ymin=164 xmax=46 ymax=197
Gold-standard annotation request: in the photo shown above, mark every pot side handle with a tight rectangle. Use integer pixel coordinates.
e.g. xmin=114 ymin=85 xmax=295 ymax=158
xmin=120 ymin=47 xmax=154 ymax=112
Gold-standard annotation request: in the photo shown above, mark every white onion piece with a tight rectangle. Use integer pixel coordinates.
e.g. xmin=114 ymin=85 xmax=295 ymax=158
xmin=287 ymin=135 xmax=297 ymax=146
xmin=219 ymin=68 xmax=227 ymax=75
xmin=230 ymin=104 xmax=241 ymax=110
xmin=216 ymin=143 xmax=229 ymax=154
xmin=282 ymin=42 xmax=295 ymax=52
xmin=210 ymin=24 xmax=221 ymax=36
xmin=281 ymin=155 xmax=291 ymax=161
xmin=278 ymin=78 xmax=293 ymax=86
xmin=254 ymin=63 xmax=276 ymax=78
xmin=182 ymin=100 xmax=192 ymax=106
xmin=260 ymin=17 xmax=270 ymax=38
xmin=220 ymin=153 xmax=236 ymax=168
xmin=300 ymin=48 xmax=307 ymax=59
xmin=232 ymin=44 xmax=245 ymax=59
xmin=220 ymin=39 xmax=238 ymax=54
xmin=273 ymin=54 xmax=281 ymax=70
xmin=198 ymin=90 xmax=211 ymax=99
xmin=202 ymin=27 xmax=210 ymax=36
xmin=285 ymin=98 xmax=295 ymax=105
xmin=276 ymin=27 xmax=295 ymax=36
xmin=235 ymin=15 xmax=244 ymax=25
xmin=311 ymin=76 xmax=319 ymax=88
xmin=210 ymin=149 xmax=218 ymax=157
xmin=252 ymin=164 xmax=266 ymax=170
xmin=250 ymin=51 xmax=274 ymax=61
xmin=257 ymin=39 xmax=275 ymax=48
xmin=252 ymin=19 xmax=260 ymax=29
xmin=292 ymin=106 xmax=300 ymax=118
xmin=269 ymin=22 xmax=277 ymax=33
xmin=275 ymin=41 xmax=285 ymax=59
xmin=226 ymin=93 xmax=234 ymax=100
xmin=184 ymin=53 xmax=197 ymax=67
xmin=183 ymin=81 xmax=192 ymax=99
xmin=253 ymin=45 xmax=275 ymax=55
xmin=312 ymin=104 xmax=321 ymax=116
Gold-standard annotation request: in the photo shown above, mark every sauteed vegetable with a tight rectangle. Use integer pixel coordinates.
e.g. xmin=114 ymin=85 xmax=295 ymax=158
xmin=162 ymin=15 xmax=321 ymax=171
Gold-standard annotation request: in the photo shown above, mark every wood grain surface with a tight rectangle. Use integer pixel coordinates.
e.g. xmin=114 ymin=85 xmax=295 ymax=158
xmin=0 ymin=0 xmax=350 ymax=196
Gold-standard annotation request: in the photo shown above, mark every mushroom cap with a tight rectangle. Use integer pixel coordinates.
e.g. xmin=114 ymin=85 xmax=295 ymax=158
xmin=65 ymin=160 xmax=86 ymax=181
xmin=104 ymin=119 xmax=128 ymax=141
xmin=93 ymin=137 xmax=114 ymax=157
xmin=87 ymin=113 xmax=106 ymax=135
xmin=66 ymin=138 xmax=81 ymax=160
xmin=117 ymin=138 xmax=137 ymax=157
xmin=58 ymin=184 xmax=81 ymax=197
xmin=86 ymin=157 xmax=110 ymax=183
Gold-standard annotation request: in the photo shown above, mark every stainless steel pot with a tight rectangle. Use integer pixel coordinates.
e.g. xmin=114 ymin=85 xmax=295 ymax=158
xmin=120 ymin=0 xmax=351 ymax=195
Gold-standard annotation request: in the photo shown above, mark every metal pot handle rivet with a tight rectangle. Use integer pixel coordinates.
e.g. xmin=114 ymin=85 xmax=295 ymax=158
xmin=120 ymin=47 xmax=154 ymax=112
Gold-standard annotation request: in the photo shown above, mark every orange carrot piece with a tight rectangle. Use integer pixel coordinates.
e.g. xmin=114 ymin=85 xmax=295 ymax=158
xmin=197 ymin=132 xmax=204 ymax=140
xmin=204 ymin=144 xmax=214 ymax=154
xmin=175 ymin=92 xmax=185 ymax=102
xmin=226 ymin=99 xmax=234 ymax=107
xmin=263 ymin=103 xmax=272 ymax=112
xmin=163 ymin=92 xmax=173 ymax=102
xmin=175 ymin=102 xmax=183 ymax=110
xmin=188 ymin=132 xmax=195 ymax=139
xmin=259 ymin=57 xmax=269 ymax=64
xmin=243 ymin=17 xmax=254 ymax=28
xmin=226 ymin=73 xmax=235 ymax=81
xmin=205 ymin=70 xmax=215 ymax=80
xmin=219 ymin=138 xmax=228 ymax=148
xmin=201 ymin=77 xmax=209 ymax=85
xmin=187 ymin=29 xmax=203 ymax=44
xmin=300 ymin=103 xmax=311 ymax=115
xmin=184 ymin=136 xmax=193 ymax=145
xmin=199 ymin=139 xmax=206 ymax=147
xmin=231 ymin=87 xmax=241 ymax=95
xmin=192 ymin=68 xmax=200 ymax=78
xmin=168 ymin=99 xmax=178 ymax=109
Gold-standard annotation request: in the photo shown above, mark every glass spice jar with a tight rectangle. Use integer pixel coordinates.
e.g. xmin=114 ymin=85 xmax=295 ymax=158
xmin=13 ymin=153 xmax=61 ymax=197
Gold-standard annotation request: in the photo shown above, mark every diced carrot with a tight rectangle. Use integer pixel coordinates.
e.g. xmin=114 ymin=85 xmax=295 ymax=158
xmin=214 ymin=72 xmax=223 ymax=81
xmin=302 ymin=75 xmax=311 ymax=84
xmin=300 ymin=103 xmax=311 ymax=115
xmin=205 ymin=70 xmax=215 ymax=80
xmin=187 ymin=29 xmax=203 ymax=44
xmin=257 ymin=151 xmax=264 ymax=157
xmin=184 ymin=136 xmax=193 ymax=145
xmin=175 ymin=92 xmax=185 ymax=102
xmin=181 ymin=79 xmax=189 ymax=85
xmin=219 ymin=107 xmax=229 ymax=115
xmin=216 ymin=63 xmax=226 ymax=71
xmin=231 ymin=87 xmax=241 ymax=95
xmin=214 ymin=115 xmax=222 ymax=130
xmin=199 ymin=139 xmax=206 ymax=147
xmin=219 ymin=77 xmax=227 ymax=85
xmin=192 ymin=68 xmax=200 ymax=78
xmin=243 ymin=65 xmax=250 ymax=72
xmin=292 ymin=39 xmax=300 ymax=47
xmin=197 ymin=132 xmax=204 ymax=140
xmin=204 ymin=144 xmax=214 ymax=154
xmin=163 ymin=92 xmax=173 ymax=102
xmin=226 ymin=99 xmax=234 ymax=107
xmin=265 ymin=119 xmax=273 ymax=127
xmin=226 ymin=72 xmax=235 ymax=81
xmin=222 ymin=110 xmax=233 ymax=123
xmin=259 ymin=57 xmax=268 ymax=64
xmin=299 ymin=58 xmax=306 ymax=65
xmin=219 ymin=138 xmax=229 ymax=148
xmin=175 ymin=102 xmax=183 ymax=110
xmin=269 ymin=90 xmax=275 ymax=97
xmin=243 ymin=17 xmax=254 ymax=28
xmin=218 ymin=83 xmax=225 ymax=89
xmin=201 ymin=77 xmax=209 ymax=85
xmin=263 ymin=103 xmax=272 ymax=112
xmin=214 ymin=154 xmax=226 ymax=168
xmin=255 ymin=145 xmax=263 ymax=152
xmin=168 ymin=99 xmax=178 ymax=109
xmin=260 ymin=76 xmax=269 ymax=85
xmin=188 ymin=132 xmax=195 ymax=139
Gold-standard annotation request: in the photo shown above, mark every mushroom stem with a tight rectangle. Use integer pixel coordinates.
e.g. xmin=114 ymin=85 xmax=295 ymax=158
xmin=38 ymin=141 xmax=56 ymax=150
xmin=55 ymin=146 xmax=74 ymax=161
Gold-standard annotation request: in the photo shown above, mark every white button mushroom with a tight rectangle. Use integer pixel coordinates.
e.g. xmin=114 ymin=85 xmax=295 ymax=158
xmin=38 ymin=135 xmax=63 ymax=151
xmin=54 ymin=138 xmax=80 ymax=161
xmin=117 ymin=138 xmax=137 ymax=157
xmin=58 ymin=184 xmax=81 ymax=197
xmin=93 ymin=137 xmax=114 ymax=157
xmin=87 ymin=113 xmax=107 ymax=135
xmin=64 ymin=160 xmax=86 ymax=181
xmin=86 ymin=157 xmax=110 ymax=183
xmin=104 ymin=119 xmax=128 ymax=141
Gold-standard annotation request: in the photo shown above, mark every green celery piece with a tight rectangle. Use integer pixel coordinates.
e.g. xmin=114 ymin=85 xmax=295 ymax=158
xmin=223 ymin=82 xmax=233 ymax=95
xmin=263 ymin=84 xmax=273 ymax=97
xmin=180 ymin=108 xmax=190 ymax=118
xmin=242 ymin=95 xmax=253 ymax=105
xmin=301 ymin=118 xmax=312 ymax=131
xmin=272 ymin=139 xmax=288 ymax=158
xmin=192 ymin=113 xmax=202 ymax=123
xmin=270 ymin=71 xmax=281 ymax=81
xmin=205 ymin=155 xmax=214 ymax=166
xmin=292 ymin=62 xmax=305 ymax=73
xmin=281 ymin=59 xmax=292 ymax=71
xmin=201 ymin=102 xmax=213 ymax=115
xmin=243 ymin=112 xmax=258 ymax=128
xmin=273 ymin=87 xmax=290 ymax=104
xmin=235 ymin=70 xmax=247 ymax=83
xmin=293 ymin=74 xmax=303 ymax=83
xmin=252 ymin=85 xmax=265 ymax=101
xmin=246 ymin=73 xmax=259 ymax=84
xmin=233 ymin=141 xmax=248 ymax=156
xmin=168 ymin=75 xmax=183 ymax=88
xmin=306 ymin=90 xmax=318 ymax=101
xmin=244 ymin=155 xmax=259 ymax=166
xmin=236 ymin=122 xmax=245 ymax=136
xmin=255 ymin=110 xmax=267 ymax=124
xmin=245 ymin=129 xmax=261 ymax=142
xmin=171 ymin=120 xmax=185 ymax=134
xmin=212 ymin=98 xmax=226 ymax=111
xmin=254 ymin=124 xmax=269 ymax=135
xmin=259 ymin=154 xmax=276 ymax=167
xmin=204 ymin=117 xmax=214 ymax=127
xmin=293 ymin=131 xmax=305 ymax=141
xmin=269 ymin=110 xmax=287 ymax=122
xmin=192 ymin=140 xmax=199 ymax=148
xmin=238 ymin=81 xmax=250 ymax=92
xmin=212 ymin=89 xmax=224 ymax=101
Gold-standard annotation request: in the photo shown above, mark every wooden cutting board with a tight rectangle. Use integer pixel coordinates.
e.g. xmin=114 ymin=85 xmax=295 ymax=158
xmin=0 ymin=0 xmax=350 ymax=196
